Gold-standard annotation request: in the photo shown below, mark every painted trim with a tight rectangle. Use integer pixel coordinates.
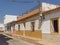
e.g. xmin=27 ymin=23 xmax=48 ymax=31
xmin=50 ymin=17 xmax=59 ymax=34
xmin=59 ymin=17 xmax=60 ymax=34
xmin=43 ymin=7 xmax=60 ymax=15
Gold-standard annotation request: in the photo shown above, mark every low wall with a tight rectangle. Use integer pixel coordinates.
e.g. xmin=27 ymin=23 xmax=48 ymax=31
xmin=15 ymin=30 xmax=42 ymax=39
xmin=16 ymin=31 xmax=23 ymax=35
xmin=25 ymin=30 xmax=42 ymax=39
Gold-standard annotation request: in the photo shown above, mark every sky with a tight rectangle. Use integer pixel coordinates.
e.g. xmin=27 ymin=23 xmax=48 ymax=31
xmin=0 ymin=0 xmax=60 ymax=23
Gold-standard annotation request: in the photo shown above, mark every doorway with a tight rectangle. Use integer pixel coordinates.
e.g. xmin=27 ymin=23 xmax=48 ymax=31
xmin=51 ymin=18 xmax=59 ymax=33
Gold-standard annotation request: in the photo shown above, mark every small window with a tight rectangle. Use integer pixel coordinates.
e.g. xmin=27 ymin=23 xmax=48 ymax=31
xmin=0 ymin=27 xmax=3 ymax=30
xmin=23 ymin=22 xmax=25 ymax=27
xmin=18 ymin=25 xmax=20 ymax=31
xmin=31 ymin=22 xmax=35 ymax=32
xmin=13 ymin=24 xmax=15 ymax=30
xmin=43 ymin=15 xmax=45 ymax=19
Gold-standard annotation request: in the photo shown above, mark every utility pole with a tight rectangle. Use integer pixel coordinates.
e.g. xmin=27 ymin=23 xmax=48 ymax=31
xmin=34 ymin=0 xmax=42 ymax=29
xmin=9 ymin=0 xmax=34 ymax=3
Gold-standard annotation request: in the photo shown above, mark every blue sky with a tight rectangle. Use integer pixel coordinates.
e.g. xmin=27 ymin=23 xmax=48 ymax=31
xmin=0 ymin=0 xmax=60 ymax=23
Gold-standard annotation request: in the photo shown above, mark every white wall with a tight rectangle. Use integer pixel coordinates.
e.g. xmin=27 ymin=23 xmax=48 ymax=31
xmin=24 ymin=16 xmax=40 ymax=31
xmin=20 ymin=23 xmax=25 ymax=30
xmin=42 ymin=2 xmax=59 ymax=11
xmin=41 ymin=11 xmax=60 ymax=33
xmin=25 ymin=22 xmax=32 ymax=30
xmin=25 ymin=20 xmax=39 ymax=31
xmin=15 ymin=24 xmax=18 ymax=31
xmin=4 ymin=15 xmax=17 ymax=24
xmin=35 ymin=20 xmax=39 ymax=30
xmin=17 ymin=15 xmax=40 ymax=31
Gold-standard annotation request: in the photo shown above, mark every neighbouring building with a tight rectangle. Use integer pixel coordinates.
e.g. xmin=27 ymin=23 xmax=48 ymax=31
xmin=4 ymin=15 xmax=17 ymax=33
xmin=0 ymin=23 xmax=4 ymax=32
xmin=4 ymin=2 xmax=60 ymax=40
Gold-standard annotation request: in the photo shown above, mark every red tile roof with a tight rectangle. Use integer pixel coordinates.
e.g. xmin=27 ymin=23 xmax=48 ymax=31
xmin=17 ymin=6 xmax=60 ymax=21
xmin=6 ymin=6 xmax=60 ymax=24
xmin=17 ymin=8 xmax=40 ymax=21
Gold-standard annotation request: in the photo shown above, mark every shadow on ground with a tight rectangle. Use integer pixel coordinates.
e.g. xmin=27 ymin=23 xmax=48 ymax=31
xmin=0 ymin=34 xmax=12 ymax=45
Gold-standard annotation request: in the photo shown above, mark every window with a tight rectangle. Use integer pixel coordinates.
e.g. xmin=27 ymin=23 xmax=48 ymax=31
xmin=7 ymin=26 xmax=11 ymax=31
xmin=31 ymin=22 xmax=35 ymax=32
xmin=51 ymin=18 xmax=59 ymax=33
xmin=24 ymin=22 xmax=25 ymax=27
xmin=12 ymin=24 xmax=15 ymax=30
xmin=18 ymin=24 xmax=20 ymax=31
xmin=0 ymin=27 xmax=3 ymax=30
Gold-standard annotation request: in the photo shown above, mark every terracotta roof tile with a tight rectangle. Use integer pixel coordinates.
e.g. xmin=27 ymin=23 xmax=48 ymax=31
xmin=17 ymin=6 xmax=60 ymax=21
xmin=7 ymin=6 xmax=60 ymax=24
xmin=17 ymin=8 xmax=40 ymax=21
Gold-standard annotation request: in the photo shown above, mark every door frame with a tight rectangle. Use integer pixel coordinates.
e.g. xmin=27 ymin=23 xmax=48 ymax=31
xmin=50 ymin=17 xmax=59 ymax=34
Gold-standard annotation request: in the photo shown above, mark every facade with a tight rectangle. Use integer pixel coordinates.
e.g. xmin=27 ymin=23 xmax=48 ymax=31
xmin=41 ymin=7 xmax=60 ymax=34
xmin=11 ymin=8 xmax=42 ymax=39
xmin=4 ymin=2 xmax=60 ymax=39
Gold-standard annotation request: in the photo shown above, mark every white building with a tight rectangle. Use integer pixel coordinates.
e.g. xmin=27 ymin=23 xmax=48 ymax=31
xmin=4 ymin=15 xmax=17 ymax=24
xmin=0 ymin=23 xmax=4 ymax=32
xmin=4 ymin=2 xmax=60 ymax=39
xmin=4 ymin=15 xmax=17 ymax=32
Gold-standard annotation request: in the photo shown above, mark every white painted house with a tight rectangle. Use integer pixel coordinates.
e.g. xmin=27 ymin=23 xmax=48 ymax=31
xmin=41 ymin=2 xmax=60 ymax=34
xmin=4 ymin=15 xmax=17 ymax=32
xmin=0 ymin=23 xmax=4 ymax=32
xmin=4 ymin=15 xmax=17 ymax=24
xmin=41 ymin=7 xmax=60 ymax=34
xmin=4 ymin=2 xmax=60 ymax=39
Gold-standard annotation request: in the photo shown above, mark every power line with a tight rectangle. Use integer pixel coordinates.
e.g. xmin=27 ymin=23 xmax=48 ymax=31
xmin=9 ymin=0 xmax=34 ymax=3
